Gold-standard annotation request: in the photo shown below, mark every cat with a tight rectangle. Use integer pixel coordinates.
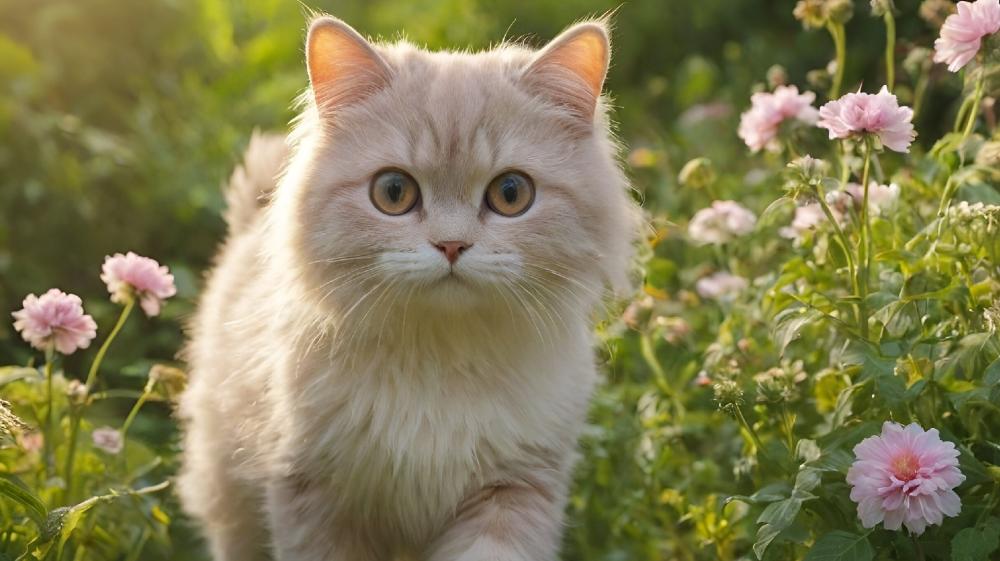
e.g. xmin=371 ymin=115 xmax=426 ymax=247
xmin=177 ymin=14 xmax=638 ymax=561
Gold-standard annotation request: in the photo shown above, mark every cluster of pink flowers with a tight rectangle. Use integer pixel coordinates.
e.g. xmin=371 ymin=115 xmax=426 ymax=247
xmin=738 ymin=85 xmax=819 ymax=152
xmin=688 ymin=200 xmax=758 ymax=245
xmin=847 ymin=422 xmax=965 ymax=534
xmin=780 ymin=182 xmax=899 ymax=240
xmin=11 ymin=252 xmax=175 ymax=356
xmin=817 ymin=86 xmax=916 ymax=152
xmin=695 ymin=271 xmax=748 ymax=301
xmin=934 ymin=0 xmax=1000 ymax=72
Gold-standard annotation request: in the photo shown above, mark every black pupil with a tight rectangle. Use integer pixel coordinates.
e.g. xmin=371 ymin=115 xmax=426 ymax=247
xmin=385 ymin=176 xmax=404 ymax=203
xmin=501 ymin=176 xmax=519 ymax=204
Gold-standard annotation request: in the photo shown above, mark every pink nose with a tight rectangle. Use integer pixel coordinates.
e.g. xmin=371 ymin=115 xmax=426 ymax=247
xmin=434 ymin=241 xmax=471 ymax=264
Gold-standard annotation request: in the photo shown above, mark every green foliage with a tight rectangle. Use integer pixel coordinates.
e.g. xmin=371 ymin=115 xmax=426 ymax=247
xmin=1 ymin=0 xmax=999 ymax=560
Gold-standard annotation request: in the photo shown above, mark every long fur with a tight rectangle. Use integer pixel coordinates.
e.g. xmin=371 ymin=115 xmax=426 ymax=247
xmin=178 ymin=15 xmax=638 ymax=561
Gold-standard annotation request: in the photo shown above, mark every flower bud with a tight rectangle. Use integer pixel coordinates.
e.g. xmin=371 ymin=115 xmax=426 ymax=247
xmin=870 ymin=0 xmax=894 ymax=17
xmin=903 ymin=47 xmax=933 ymax=76
xmin=976 ymin=140 xmax=1000 ymax=167
xmin=794 ymin=0 xmax=828 ymax=29
xmin=826 ymin=0 xmax=855 ymax=24
xmin=766 ymin=65 xmax=788 ymax=89
xmin=678 ymin=157 xmax=716 ymax=190
xmin=919 ymin=0 xmax=956 ymax=28
xmin=807 ymin=68 xmax=832 ymax=91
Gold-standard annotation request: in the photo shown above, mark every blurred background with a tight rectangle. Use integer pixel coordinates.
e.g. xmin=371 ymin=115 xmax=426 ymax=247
xmin=0 ymin=0 xmax=963 ymax=558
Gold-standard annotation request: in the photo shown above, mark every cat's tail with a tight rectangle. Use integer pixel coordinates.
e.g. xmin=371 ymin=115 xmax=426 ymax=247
xmin=223 ymin=129 xmax=288 ymax=235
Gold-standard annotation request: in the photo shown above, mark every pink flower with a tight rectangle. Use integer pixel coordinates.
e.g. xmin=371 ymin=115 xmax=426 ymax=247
xmin=12 ymin=289 xmax=97 ymax=355
xmin=695 ymin=272 xmax=749 ymax=301
xmin=817 ymin=86 xmax=916 ymax=152
xmin=738 ymin=85 xmax=819 ymax=152
xmin=688 ymin=201 xmax=758 ymax=245
xmin=844 ymin=182 xmax=900 ymax=216
xmin=91 ymin=426 xmax=123 ymax=454
xmin=847 ymin=422 xmax=965 ymax=535
xmin=101 ymin=252 xmax=177 ymax=317
xmin=780 ymin=203 xmax=829 ymax=239
xmin=933 ymin=0 xmax=1000 ymax=72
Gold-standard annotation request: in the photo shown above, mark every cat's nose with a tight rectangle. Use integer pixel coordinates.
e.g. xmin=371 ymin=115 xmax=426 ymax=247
xmin=434 ymin=241 xmax=471 ymax=264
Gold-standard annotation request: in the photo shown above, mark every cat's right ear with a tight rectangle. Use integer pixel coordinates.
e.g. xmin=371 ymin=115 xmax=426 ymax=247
xmin=306 ymin=16 xmax=392 ymax=113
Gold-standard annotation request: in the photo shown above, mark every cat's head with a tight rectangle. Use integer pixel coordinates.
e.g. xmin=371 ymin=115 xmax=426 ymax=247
xmin=272 ymin=16 xmax=637 ymax=326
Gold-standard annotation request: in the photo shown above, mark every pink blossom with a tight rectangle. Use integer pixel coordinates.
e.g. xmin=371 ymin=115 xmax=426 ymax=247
xmin=695 ymin=272 xmax=749 ymax=301
xmin=844 ymin=182 xmax=900 ymax=216
xmin=780 ymin=204 xmax=829 ymax=239
xmin=817 ymin=86 xmax=916 ymax=152
xmin=12 ymin=289 xmax=97 ymax=355
xmin=738 ymin=85 xmax=819 ymax=152
xmin=933 ymin=0 xmax=1000 ymax=72
xmin=101 ymin=252 xmax=177 ymax=317
xmin=688 ymin=201 xmax=758 ymax=245
xmin=91 ymin=426 xmax=123 ymax=454
xmin=847 ymin=421 xmax=965 ymax=535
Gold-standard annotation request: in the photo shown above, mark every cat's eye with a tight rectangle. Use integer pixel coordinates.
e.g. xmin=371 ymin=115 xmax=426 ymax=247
xmin=370 ymin=169 xmax=420 ymax=215
xmin=485 ymin=171 xmax=535 ymax=217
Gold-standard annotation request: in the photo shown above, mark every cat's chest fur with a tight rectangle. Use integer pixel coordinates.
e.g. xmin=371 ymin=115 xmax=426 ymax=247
xmin=270 ymin=326 xmax=595 ymax=539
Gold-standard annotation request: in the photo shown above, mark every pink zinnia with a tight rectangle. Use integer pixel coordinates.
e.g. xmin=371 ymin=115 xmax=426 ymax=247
xmin=12 ymin=289 xmax=97 ymax=355
xmin=847 ymin=422 xmax=965 ymax=535
xmin=91 ymin=426 xmax=123 ymax=454
xmin=780 ymin=203 xmax=829 ymax=240
xmin=101 ymin=252 xmax=177 ymax=317
xmin=738 ymin=85 xmax=819 ymax=152
xmin=817 ymin=86 xmax=916 ymax=152
xmin=933 ymin=0 xmax=1000 ymax=72
xmin=688 ymin=201 xmax=758 ymax=245
xmin=695 ymin=272 xmax=749 ymax=301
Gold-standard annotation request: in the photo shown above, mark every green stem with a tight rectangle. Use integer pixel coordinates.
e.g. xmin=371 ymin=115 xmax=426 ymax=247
xmin=814 ymin=185 xmax=859 ymax=294
xmin=883 ymin=11 xmax=896 ymax=92
xmin=912 ymin=69 xmax=930 ymax=120
xmin=857 ymin=139 xmax=874 ymax=339
xmin=42 ymin=348 xmax=55 ymax=480
xmin=64 ymin=298 xmax=134 ymax=503
xmin=912 ymin=533 xmax=926 ymax=561
xmin=961 ymin=71 xmax=986 ymax=141
xmin=121 ymin=378 xmax=155 ymax=440
xmin=84 ymin=298 xmax=134 ymax=390
xmin=827 ymin=22 xmax=847 ymax=99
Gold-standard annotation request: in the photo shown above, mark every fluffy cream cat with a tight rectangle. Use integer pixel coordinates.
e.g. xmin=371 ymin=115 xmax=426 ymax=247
xmin=178 ymin=14 xmax=637 ymax=561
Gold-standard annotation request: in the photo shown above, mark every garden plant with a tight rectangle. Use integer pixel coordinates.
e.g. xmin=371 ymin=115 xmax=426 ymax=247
xmin=1 ymin=0 xmax=1000 ymax=560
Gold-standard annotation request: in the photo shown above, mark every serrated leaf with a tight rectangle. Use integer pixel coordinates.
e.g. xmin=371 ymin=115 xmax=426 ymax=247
xmin=803 ymin=531 xmax=874 ymax=561
xmin=875 ymin=373 xmax=907 ymax=410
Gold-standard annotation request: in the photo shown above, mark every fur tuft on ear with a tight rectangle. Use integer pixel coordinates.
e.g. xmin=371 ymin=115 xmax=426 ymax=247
xmin=521 ymin=22 xmax=610 ymax=123
xmin=306 ymin=16 xmax=392 ymax=113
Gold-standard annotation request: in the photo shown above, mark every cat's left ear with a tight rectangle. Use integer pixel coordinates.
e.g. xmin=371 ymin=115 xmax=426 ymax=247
xmin=521 ymin=21 xmax=610 ymax=123
xmin=306 ymin=16 xmax=392 ymax=113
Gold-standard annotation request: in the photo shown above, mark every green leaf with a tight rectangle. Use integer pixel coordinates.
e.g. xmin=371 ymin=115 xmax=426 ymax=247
xmin=803 ymin=531 xmax=874 ymax=561
xmin=951 ymin=517 xmax=1000 ymax=561
xmin=984 ymin=358 xmax=1000 ymax=387
xmin=794 ymin=468 xmax=822 ymax=493
xmin=874 ymin=373 xmax=907 ymax=410
xmin=796 ymin=439 xmax=821 ymax=463
xmin=757 ymin=497 xmax=802 ymax=530
xmin=0 ymin=476 xmax=47 ymax=526
xmin=754 ymin=523 xmax=782 ymax=560
xmin=773 ymin=307 xmax=823 ymax=356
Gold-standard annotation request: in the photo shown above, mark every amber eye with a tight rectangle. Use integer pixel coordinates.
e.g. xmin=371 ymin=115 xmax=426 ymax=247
xmin=485 ymin=171 xmax=535 ymax=217
xmin=370 ymin=169 xmax=420 ymax=215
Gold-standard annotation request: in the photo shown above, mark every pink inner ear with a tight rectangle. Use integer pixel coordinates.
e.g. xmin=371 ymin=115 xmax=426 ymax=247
xmin=523 ymin=24 xmax=610 ymax=122
xmin=307 ymin=18 xmax=391 ymax=111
